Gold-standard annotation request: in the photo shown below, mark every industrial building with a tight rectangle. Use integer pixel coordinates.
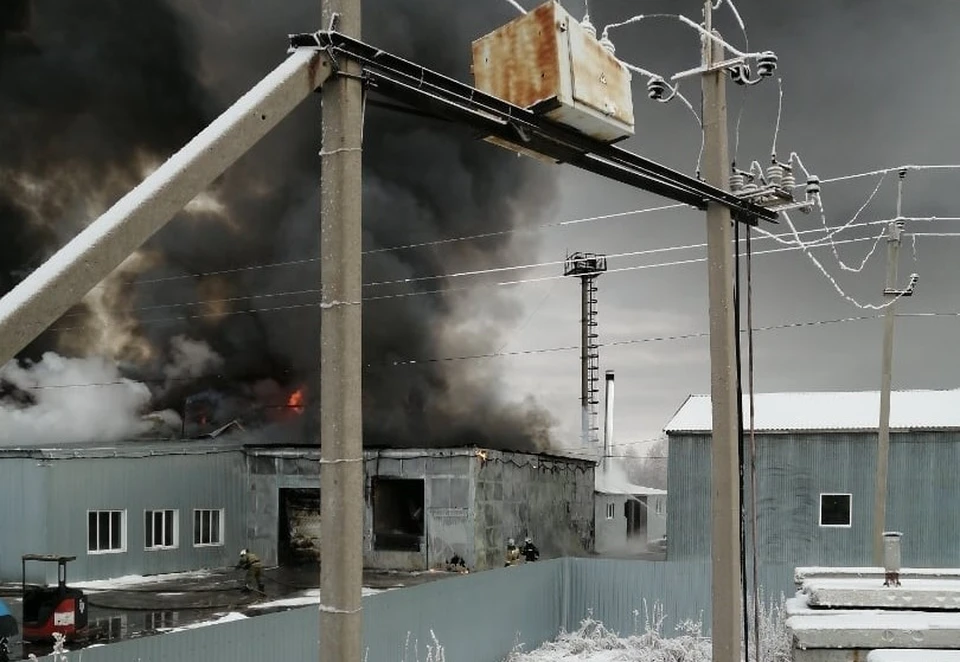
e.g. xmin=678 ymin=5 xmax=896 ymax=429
xmin=0 ymin=441 xmax=595 ymax=583
xmin=664 ymin=389 xmax=960 ymax=567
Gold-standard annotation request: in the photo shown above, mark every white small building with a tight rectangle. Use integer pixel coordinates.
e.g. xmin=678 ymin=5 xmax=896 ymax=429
xmin=594 ymin=479 xmax=666 ymax=555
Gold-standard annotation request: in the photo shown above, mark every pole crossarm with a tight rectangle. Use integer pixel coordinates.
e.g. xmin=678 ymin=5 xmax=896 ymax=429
xmin=290 ymin=30 xmax=778 ymax=225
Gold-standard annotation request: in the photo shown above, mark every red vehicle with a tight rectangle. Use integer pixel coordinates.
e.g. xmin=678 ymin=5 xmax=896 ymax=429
xmin=21 ymin=555 xmax=89 ymax=643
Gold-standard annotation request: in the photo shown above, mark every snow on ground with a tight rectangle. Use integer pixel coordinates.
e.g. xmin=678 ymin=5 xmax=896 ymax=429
xmin=158 ymin=612 xmax=248 ymax=632
xmin=69 ymin=568 xmax=217 ymax=590
xmin=246 ymin=587 xmax=384 ymax=610
xmin=505 ymin=617 xmax=711 ymax=662
xmin=506 ymin=600 xmax=791 ymax=662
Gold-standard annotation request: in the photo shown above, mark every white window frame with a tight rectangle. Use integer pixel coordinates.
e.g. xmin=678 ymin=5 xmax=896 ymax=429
xmin=144 ymin=509 xmax=179 ymax=551
xmin=655 ymin=498 xmax=664 ymax=516
xmin=818 ymin=492 xmax=852 ymax=528
xmin=87 ymin=510 xmax=127 ymax=554
xmin=193 ymin=508 xmax=224 ymax=547
xmin=605 ymin=502 xmax=615 ymax=519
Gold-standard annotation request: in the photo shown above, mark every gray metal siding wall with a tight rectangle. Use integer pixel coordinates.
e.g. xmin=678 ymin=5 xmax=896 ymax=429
xmin=37 ymin=559 xmax=566 ymax=662
xmin=0 ymin=458 xmax=48 ymax=582
xmin=44 ymin=451 xmax=245 ymax=581
xmin=668 ymin=431 xmax=960 ymax=566
xmin=666 ymin=435 xmax=710 ymax=561
xmin=474 ymin=451 xmax=594 ymax=569
xmin=885 ymin=431 xmax=960 ymax=566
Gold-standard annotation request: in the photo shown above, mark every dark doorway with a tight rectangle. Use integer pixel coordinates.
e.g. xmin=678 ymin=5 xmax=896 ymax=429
xmin=278 ymin=488 xmax=321 ymax=565
xmin=372 ymin=478 xmax=425 ymax=552
xmin=625 ymin=496 xmax=648 ymax=538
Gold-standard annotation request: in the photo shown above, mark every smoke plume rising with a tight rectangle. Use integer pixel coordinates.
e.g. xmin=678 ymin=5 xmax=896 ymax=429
xmin=0 ymin=0 xmax=558 ymax=448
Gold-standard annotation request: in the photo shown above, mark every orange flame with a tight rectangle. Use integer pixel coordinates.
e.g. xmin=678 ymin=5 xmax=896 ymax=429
xmin=287 ymin=388 xmax=305 ymax=415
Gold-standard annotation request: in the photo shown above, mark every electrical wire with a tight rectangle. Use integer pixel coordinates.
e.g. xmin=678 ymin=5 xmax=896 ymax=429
xmin=770 ymin=77 xmax=783 ymax=159
xmin=501 ymin=0 xmax=526 ymax=15
xmin=21 ymin=311 xmax=960 ymax=392
xmin=44 ymin=233 xmax=902 ymax=333
xmin=745 ymin=225 xmax=760 ymax=662
xmin=732 ymin=206 xmax=751 ymax=660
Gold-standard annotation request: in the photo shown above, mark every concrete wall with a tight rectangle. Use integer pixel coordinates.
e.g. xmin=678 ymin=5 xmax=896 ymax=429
xmin=473 ymin=450 xmax=595 ymax=569
xmin=363 ymin=449 xmax=475 ymax=571
xmin=246 ymin=447 xmax=478 ymax=571
xmin=39 ymin=447 xmax=245 ymax=582
xmin=244 ymin=449 xmax=319 ymax=567
xmin=668 ymin=431 xmax=960 ymax=566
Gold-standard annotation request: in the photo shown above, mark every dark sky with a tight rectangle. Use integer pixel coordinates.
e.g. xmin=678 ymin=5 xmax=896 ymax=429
xmin=489 ymin=0 xmax=960 ymax=451
xmin=4 ymin=0 xmax=960 ymax=451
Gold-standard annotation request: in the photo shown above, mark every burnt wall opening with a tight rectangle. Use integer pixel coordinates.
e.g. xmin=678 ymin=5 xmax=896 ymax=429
xmin=278 ymin=488 xmax=322 ymax=565
xmin=372 ymin=478 xmax=425 ymax=552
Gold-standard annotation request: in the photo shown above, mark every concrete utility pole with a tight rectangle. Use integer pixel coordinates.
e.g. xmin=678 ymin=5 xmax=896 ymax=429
xmin=873 ymin=172 xmax=915 ymax=566
xmin=701 ymin=2 xmax=742 ymax=661
xmin=318 ymin=0 xmax=364 ymax=659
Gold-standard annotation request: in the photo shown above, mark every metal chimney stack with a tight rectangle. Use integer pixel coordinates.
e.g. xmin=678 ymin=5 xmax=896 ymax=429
xmin=603 ymin=370 xmax=615 ymax=470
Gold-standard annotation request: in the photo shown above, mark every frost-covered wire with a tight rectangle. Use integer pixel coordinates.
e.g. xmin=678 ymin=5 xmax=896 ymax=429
xmin=771 ymin=78 xmax=783 ymax=158
xmin=775 ymin=211 xmax=913 ymax=311
xmin=501 ymin=0 xmax=526 ymax=14
xmin=815 ymin=164 xmax=960 ymax=185
xmin=620 ymin=62 xmax=704 ymax=174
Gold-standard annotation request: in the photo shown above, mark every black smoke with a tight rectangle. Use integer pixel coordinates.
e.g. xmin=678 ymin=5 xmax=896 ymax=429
xmin=0 ymin=0 xmax=558 ymax=449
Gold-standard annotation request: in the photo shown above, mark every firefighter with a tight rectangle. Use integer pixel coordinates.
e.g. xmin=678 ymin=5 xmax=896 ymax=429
xmin=520 ymin=536 xmax=540 ymax=562
xmin=236 ymin=549 xmax=265 ymax=593
xmin=504 ymin=538 xmax=521 ymax=567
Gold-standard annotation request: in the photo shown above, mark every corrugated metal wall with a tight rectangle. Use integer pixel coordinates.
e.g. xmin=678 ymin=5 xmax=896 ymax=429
xmin=0 ymin=458 xmax=48 ymax=582
xmin=668 ymin=431 xmax=960 ymax=567
xmin=42 ymin=449 xmax=246 ymax=581
xmin=563 ymin=559 xmax=795 ymax=637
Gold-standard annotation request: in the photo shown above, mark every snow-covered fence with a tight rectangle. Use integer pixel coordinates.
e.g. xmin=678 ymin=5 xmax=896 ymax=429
xmin=30 ymin=559 xmax=796 ymax=662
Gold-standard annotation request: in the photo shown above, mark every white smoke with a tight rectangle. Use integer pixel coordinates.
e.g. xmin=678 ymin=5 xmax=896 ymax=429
xmin=162 ymin=334 xmax=224 ymax=393
xmin=0 ymin=351 xmax=182 ymax=446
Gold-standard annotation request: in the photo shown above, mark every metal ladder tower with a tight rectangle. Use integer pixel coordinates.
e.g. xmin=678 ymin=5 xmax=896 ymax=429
xmin=564 ymin=252 xmax=608 ymax=448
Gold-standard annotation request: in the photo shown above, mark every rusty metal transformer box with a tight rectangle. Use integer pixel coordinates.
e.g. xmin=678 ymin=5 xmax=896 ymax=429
xmin=471 ymin=0 xmax=635 ymax=144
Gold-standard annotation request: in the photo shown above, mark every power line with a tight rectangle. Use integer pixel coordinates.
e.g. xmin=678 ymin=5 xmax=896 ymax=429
xmin=25 ymin=311 xmax=960 ymax=391
xmin=53 ymin=233 xmax=886 ymax=331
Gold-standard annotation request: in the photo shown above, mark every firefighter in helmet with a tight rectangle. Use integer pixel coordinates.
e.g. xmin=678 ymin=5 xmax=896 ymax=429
xmin=236 ymin=549 xmax=265 ymax=593
xmin=520 ymin=536 xmax=540 ymax=562
xmin=504 ymin=538 xmax=521 ymax=566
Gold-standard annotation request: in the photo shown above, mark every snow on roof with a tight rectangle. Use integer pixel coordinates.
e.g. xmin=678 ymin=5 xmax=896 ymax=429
xmin=664 ymin=389 xmax=960 ymax=434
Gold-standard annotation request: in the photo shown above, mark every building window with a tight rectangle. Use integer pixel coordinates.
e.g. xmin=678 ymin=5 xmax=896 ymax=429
xmin=144 ymin=611 xmax=178 ymax=631
xmin=93 ymin=615 xmax=125 ymax=642
xmin=819 ymin=493 xmax=852 ymax=527
xmin=605 ymin=502 xmax=615 ymax=519
xmin=193 ymin=509 xmax=223 ymax=547
xmin=145 ymin=510 xmax=178 ymax=550
xmin=88 ymin=510 xmax=126 ymax=553
xmin=655 ymin=499 xmax=664 ymax=516
xmin=372 ymin=478 xmax=424 ymax=551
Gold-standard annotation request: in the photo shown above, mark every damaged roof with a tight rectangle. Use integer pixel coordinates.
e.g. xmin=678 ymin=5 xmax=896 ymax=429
xmin=665 ymin=388 xmax=960 ymax=434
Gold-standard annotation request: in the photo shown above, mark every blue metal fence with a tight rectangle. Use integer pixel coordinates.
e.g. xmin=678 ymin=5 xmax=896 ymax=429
xmin=34 ymin=559 xmax=795 ymax=662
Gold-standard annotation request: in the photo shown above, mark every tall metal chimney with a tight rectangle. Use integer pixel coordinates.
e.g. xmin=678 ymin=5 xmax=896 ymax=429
xmin=603 ymin=370 xmax=615 ymax=473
